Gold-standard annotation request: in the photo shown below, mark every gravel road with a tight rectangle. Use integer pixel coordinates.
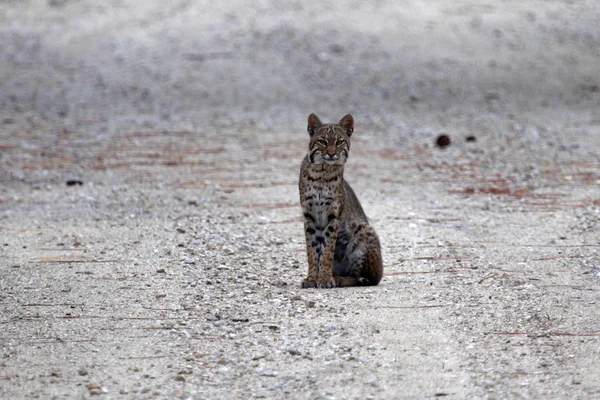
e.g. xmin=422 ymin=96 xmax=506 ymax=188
xmin=1 ymin=1 xmax=599 ymax=399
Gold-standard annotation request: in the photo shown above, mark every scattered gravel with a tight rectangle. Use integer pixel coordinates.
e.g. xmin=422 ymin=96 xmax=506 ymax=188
xmin=1 ymin=1 xmax=599 ymax=399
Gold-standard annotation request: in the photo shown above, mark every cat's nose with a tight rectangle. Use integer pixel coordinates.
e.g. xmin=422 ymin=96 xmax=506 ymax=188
xmin=327 ymin=148 xmax=336 ymax=157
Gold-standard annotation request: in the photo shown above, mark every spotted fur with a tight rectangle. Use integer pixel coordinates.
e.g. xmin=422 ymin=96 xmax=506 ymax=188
xmin=299 ymin=113 xmax=383 ymax=288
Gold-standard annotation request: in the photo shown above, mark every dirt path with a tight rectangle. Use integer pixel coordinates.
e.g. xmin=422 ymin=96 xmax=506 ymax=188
xmin=1 ymin=1 xmax=599 ymax=398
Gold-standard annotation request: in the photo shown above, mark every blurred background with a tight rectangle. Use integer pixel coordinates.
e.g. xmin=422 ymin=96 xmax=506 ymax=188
xmin=1 ymin=0 xmax=599 ymax=135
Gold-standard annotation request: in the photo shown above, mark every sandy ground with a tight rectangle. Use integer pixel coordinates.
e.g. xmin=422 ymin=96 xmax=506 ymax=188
xmin=1 ymin=1 xmax=599 ymax=399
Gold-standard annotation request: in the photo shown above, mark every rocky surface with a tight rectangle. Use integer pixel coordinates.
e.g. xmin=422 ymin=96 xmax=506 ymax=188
xmin=1 ymin=1 xmax=599 ymax=399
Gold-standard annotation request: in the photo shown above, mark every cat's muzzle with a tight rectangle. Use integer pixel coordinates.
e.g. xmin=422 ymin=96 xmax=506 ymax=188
xmin=323 ymin=154 xmax=340 ymax=162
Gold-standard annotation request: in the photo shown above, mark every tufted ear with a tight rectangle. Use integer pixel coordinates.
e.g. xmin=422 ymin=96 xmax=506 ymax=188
xmin=307 ymin=113 xmax=322 ymax=136
xmin=338 ymin=114 xmax=354 ymax=137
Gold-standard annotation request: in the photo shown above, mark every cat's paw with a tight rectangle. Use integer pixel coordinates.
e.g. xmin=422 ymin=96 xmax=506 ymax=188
xmin=316 ymin=277 xmax=336 ymax=289
xmin=301 ymin=279 xmax=317 ymax=289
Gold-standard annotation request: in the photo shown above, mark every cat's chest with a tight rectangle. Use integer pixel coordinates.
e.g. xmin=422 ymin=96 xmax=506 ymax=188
xmin=299 ymin=162 xmax=344 ymax=220
xmin=300 ymin=180 xmax=342 ymax=223
xmin=302 ymin=185 xmax=337 ymax=208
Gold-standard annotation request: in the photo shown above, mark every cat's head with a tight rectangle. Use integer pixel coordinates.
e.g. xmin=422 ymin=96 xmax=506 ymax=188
xmin=306 ymin=113 xmax=354 ymax=165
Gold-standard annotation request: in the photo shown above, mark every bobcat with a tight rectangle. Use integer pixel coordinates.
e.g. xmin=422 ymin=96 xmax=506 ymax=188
xmin=299 ymin=113 xmax=383 ymax=288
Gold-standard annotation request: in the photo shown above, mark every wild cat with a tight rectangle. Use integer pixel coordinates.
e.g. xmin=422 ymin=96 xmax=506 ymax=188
xmin=299 ymin=113 xmax=383 ymax=288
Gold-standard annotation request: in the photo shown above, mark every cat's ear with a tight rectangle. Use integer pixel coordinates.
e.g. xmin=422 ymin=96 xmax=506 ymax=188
xmin=307 ymin=113 xmax=322 ymax=136
xmin=339 ymin=114 xmax=354 ymax=137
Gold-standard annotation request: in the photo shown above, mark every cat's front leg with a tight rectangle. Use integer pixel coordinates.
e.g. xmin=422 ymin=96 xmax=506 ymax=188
xmin=302 ymin=220 xmax=318 ymax=288
xmin=302 ymin=216 xmax=337 ymax=289
xmin=315 ymin=218 xmax=338 ymax=289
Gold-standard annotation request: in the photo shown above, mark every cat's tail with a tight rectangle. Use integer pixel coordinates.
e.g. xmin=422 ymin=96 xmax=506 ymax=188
xmin=334 ymin=276 xmax=376 ymax=287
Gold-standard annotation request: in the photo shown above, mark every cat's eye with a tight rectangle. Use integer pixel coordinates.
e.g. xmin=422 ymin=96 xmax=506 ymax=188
xmin=336 ymin=139 xmax=345 ymax=146
xmin=317 ymin=139 xmax=328 ymax=146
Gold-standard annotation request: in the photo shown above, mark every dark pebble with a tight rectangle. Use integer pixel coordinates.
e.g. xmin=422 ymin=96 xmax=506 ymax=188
xmin=466 ymin=136 xmax=477 ymax=142
xmin=66 ymin=180 xmax=84 ymax=186
xmin=436 ymin=134 xmax=451 ymax=148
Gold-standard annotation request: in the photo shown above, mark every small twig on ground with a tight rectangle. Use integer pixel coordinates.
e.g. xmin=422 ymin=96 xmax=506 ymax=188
xmin=375 ymin=305 xmax=449 ymax=309
xmin=117 ymin=356 xmax=170 ymax=360
xmin=489 ymin=331 xmax=600 ymax=337
xmin=33 ymin=258 xmax=121 ymax=263
xmin=385 ymin=270 xmax=462 ymax=276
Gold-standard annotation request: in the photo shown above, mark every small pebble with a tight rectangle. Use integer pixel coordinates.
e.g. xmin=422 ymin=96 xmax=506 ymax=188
xmin=436 ymin=134 xmax=451 ymax=148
